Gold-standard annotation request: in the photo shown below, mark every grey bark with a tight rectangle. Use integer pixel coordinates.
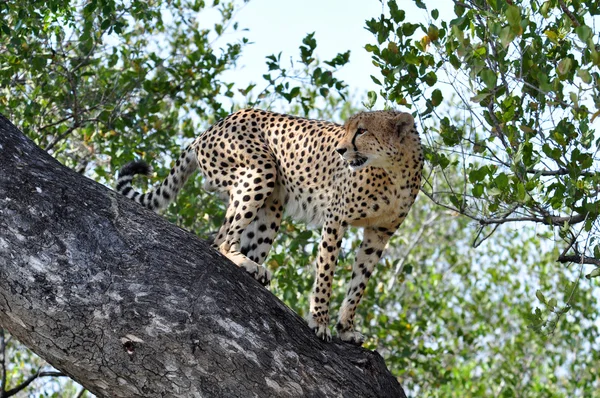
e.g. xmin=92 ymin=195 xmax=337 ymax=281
xmin=0 ymin=114 xmax=406 ymax=398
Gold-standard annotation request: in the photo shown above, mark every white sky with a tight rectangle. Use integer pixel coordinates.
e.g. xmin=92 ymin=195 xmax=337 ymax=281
xmin=220 ymin=0 xmax=455 ymax=100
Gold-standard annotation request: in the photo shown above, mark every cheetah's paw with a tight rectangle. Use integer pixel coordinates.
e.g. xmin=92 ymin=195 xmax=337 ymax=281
xmin=307 ymin=314 xmax=331 ymax=342
xmin=338 ymin=328 xmax=365 ymax=346
xmin=224 ymin=251 xmax=271 ymax=286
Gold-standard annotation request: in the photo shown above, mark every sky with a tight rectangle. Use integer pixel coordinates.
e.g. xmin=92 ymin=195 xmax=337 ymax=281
xmin=216 ymin=0 xmax=455 ymax=103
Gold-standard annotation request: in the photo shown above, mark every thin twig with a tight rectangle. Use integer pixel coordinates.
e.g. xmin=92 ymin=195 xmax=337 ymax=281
xmin=387 ymin=213 xmax=439 ymax=291
xmin=44 ymin=123 xmax=80 ymax=152
xmin=3 ymin=369 xmax=66 ymax=398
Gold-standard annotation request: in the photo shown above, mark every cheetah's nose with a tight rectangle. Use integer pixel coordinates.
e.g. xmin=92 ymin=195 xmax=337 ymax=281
xmin=336 ymin=147 xmax=347 ymax=156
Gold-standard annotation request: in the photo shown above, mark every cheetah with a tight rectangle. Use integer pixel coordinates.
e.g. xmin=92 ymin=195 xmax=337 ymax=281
xmin=116 ymin=109 xmax=423 ymax=344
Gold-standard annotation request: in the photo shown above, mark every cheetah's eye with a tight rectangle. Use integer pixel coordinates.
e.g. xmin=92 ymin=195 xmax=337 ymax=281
xmin=356 ymin=127 xmax=367 ymax=136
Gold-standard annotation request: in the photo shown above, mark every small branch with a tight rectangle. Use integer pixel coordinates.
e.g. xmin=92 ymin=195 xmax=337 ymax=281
xmin=44 ymin=123 xmax=80 ymax=152
xmin=527 ymin=168 xmax=597 ymax=177
xmin=472 ymin=222 xmax=501 ymax=248
xmin=3 ymin=370 xmax=66 ymax=398
xmin=558 ymin=0 xmax=580 ymax=27
xmin=387 ymin=213 xmax=439 ymax=291
xmin=38 ymin=115 xmax=75 ymax=132
xmin=478 ymin=213 xmax=586 ymax=227
xmin=559 ymin=232 xmax=579 ymax=260
xmin=557 ymin=255 xmax=600 ymax=266
xmin=422 ymin=188 xmax=588 ymax=228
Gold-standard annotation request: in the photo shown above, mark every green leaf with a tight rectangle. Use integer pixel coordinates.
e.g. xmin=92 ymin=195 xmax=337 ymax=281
xmin=480 ymin=68 xmax=497 ymax=89
xmin=431 ymin=9 xmax=439 ymax=20
xmin=536 ymin=290 xmax=546 ymax=304
xmin=413 ymin=0 xmax=426 ymax=10
xmin=487 ymin=187 xmax=502 ymax=196
xmin=449 ymin=54 xmax=461 ymax=69
xmin=516 ymin=182 xmax=526 ymax=202
xmin=586 ymin=267 xmax=600 ymax=279
xmin=470 ymin=92 xmax=490 ymax=103
xmin=468 ymin=167 xmax=487 ymax=183
xmin=505 ymin=5 xmax=521 ymax=28
xmin=569 ymin=92 xmax=579 ymax=108
xmin=575 ymin=25 xmax=592 ymax=44
xmin=363 ymin=90 xmax=377 ymax=110
xmin=540 ymin=1 xmax=551 ymax=17
xmin=402 ymin=23 xmax=420 ymax=36
xmin=472 ymin=183 xmax=484 ymax=197
xmin=577 ymin=68 xmax=592 ymax=84
xmin=404 ymin=53 xmax=420 ymax=65
xmin=557 ymin=58 xmax=574 ymax=78
xmin=495 ymin=173 xmax=509 ymax=189
xmin=423 ymin=71 xmax=437 ymax=86
xmin=499 ymin=26 xmax=516 ymax=48
xmin=431 ymin=89 xmax=443 ymax=106
xmin=454 ymin=4 xmax=465 ymax=17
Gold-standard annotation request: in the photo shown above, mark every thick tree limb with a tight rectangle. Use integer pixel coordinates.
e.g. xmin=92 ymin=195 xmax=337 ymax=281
xmin=0 ymin=114 xmax=406 ymax=397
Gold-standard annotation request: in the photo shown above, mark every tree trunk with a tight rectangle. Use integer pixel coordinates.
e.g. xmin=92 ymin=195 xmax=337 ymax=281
xmin=0 ymin=115 xmax=406 ymax=398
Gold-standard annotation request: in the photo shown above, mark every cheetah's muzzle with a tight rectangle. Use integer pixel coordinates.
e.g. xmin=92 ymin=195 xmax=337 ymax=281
xmin=348 ymin=156 xmax=368 ymax=170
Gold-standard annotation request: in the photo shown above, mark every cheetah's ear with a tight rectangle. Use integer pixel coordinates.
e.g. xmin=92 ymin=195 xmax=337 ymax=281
xmin=394 ymin=113 xmax=415 ymax=136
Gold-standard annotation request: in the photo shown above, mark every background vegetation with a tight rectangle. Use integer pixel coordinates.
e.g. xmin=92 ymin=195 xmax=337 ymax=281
xmin=0 ymin=0 xmax=598 ymax=396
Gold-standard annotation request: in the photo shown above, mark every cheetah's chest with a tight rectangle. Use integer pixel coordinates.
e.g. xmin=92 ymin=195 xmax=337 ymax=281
xmin=347 ymin=176 xmax=417 ymax=227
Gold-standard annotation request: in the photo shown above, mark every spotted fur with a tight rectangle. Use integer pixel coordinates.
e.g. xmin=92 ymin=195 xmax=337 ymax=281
xmin=116 ymin=108 xmax=423 ymax=344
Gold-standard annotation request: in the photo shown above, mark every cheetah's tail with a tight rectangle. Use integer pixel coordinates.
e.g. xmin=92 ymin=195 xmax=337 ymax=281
xmin=116 ymin=145 xmax=198 ymax=211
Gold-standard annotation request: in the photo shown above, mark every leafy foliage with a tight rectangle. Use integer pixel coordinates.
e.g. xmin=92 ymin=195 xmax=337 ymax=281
xmin=0 ymin=0 xmax=248 ymax=181
xmin=361 ymin=0 xmax=600 ymax=394
xmin=366 ymin=0 xmax=599 ymax=325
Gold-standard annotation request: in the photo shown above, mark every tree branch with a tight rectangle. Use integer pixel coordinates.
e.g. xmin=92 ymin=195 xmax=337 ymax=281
xmin=422 ymin=188 xmax=587 ymax=228
xmin=0 ymin=114 xmax=406 ymax=397
xmin=478 ymin=213 xmax=586 ymax=226
xmin=44 ymin=122 xmax=80 ymax=151
xmin=557 ymin=255 xmax=600 ymax=267
xmin=558 ymin=0 xmax=580 ymax=27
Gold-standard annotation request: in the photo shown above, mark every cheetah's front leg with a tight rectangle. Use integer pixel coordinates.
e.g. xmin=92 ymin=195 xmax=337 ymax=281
xmin=336 ymin=227 xmax=393 ymax=345
xmin=307 ymin=217 xmax=346 ymax=341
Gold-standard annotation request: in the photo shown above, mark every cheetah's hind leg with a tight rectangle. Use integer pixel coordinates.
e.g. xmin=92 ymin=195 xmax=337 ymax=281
xmin=219 ymin=247 xmax=272 ymax=286
xmin=240 ymin=185 xmax=284 ymax=265
xmin=215 ymin=195 xmax=272 ymax=286
xmin=215 ymin=164 xmax=277 ymax=286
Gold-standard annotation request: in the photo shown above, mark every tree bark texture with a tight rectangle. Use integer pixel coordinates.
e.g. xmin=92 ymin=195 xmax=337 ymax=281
xmin=0 ymin=115 xmax=406 ymax=397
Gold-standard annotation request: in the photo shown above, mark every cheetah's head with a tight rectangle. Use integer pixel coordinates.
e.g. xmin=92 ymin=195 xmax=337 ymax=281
xmin=336 ymin=110 xmax=416 ymax=171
